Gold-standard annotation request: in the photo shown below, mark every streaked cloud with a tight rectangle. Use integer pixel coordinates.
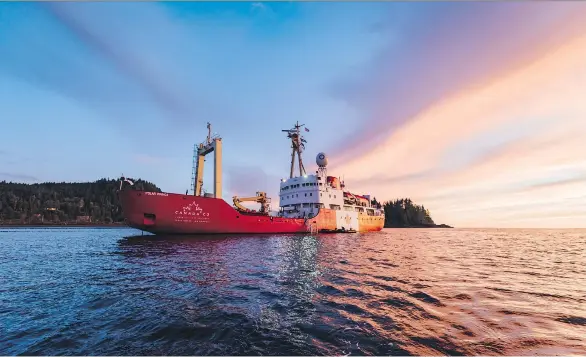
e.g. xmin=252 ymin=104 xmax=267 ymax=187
xmin=0 ymin=172 xmax=39 ymax=183
xmin=1 ymin=2 xmax=585 ymax=227
xmin=329 ymin=2 xmax=586 ymax=163
xmin=333 ymin=28 xmax=586 ymax=228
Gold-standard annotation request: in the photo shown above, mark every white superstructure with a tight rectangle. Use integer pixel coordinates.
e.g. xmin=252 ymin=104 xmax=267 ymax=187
xmin=278 ymin=152 xmax=384 ymax=220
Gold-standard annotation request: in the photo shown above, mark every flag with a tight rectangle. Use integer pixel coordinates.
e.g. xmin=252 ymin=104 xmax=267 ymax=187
xmin=305 ymin=127 xmax=310 ymax=132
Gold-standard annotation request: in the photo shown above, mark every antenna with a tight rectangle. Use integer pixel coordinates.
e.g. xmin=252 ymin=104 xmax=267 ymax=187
xmin=281 ymin=121 xmax=308 ymax=178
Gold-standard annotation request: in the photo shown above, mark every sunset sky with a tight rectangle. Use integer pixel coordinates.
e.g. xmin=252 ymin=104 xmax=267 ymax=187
xmin=1 ymin=2 xmax=585 ymax=228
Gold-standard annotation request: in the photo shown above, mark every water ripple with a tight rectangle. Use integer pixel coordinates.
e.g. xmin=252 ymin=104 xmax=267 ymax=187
xmin=1 ymin=227 xmax=585 ymax=355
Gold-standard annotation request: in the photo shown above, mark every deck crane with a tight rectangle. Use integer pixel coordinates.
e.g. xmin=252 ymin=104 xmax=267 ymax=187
xmin=232 ymin=191 xmax=271 ymax=216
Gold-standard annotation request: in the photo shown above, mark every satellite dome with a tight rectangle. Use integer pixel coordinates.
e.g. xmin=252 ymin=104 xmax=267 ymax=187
xmin=316 ymin=152 xmax=328 ymax=167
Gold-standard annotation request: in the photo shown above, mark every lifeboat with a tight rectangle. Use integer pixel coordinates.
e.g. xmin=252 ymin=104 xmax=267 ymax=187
xmin=354 ymin=194 xmax=369 ymax=207
xmin=327 ymin=176 xmax=340 ymax=189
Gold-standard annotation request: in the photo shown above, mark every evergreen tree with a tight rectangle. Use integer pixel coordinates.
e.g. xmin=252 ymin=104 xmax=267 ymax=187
xmin=382 ymin=198 xmax=439 ymax=227
xmin=0 ymin=178 xmax=160 ymax=224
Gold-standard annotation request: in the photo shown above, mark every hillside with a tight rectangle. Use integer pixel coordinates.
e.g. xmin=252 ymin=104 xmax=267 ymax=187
xmin=0 ymin=178 xmax=160 ymax=225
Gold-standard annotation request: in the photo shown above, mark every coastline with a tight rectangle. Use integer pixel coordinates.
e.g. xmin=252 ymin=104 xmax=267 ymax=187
xmin=2 ymin=223 xmax=453 ymax=229
xmin=385 ymin=224 xmax=453 ymax=229
xmin=0 ymin=223 xmax=127 ymax=228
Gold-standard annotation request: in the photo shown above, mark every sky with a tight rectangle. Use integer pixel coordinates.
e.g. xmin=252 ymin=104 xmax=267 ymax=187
xmin=1 ymin=2 xmax=585 ymax=228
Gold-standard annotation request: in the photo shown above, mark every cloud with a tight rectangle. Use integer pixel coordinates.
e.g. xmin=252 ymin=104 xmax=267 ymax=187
xmin=350 ymin=169 xmax=436 ymax=188
xmin=347 ymin=115 xmax=557 ymax=189
xmin=0 ymin=172 xmax=39 ymax=182
xmin=43 ymin=3 xmax=193 ymax=118
xmin=0 ymin=2 xmax=216 ymax=132
xmin=327 ymin=2 xmax=586 ymax=165
xmin=251 ymin=2 xmax=266 ymax=12
xmin=330 ymin=28 xmax=586 ymax=227
xmin=517 ymin=176 xmax=586 ymax=193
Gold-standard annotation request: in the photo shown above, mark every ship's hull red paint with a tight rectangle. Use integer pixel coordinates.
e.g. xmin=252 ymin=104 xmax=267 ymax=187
xmin=119 ymin=190 xmax=384 ymax=234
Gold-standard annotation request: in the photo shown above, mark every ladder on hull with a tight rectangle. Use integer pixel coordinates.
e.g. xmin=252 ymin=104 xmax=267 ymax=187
xmin=308 ymin=224 xmax=318 ymax=234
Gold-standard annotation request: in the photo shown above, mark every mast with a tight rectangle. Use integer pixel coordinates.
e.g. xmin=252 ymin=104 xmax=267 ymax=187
xmin=192 ymin=122 xmax=223 ymax=198
xmin=281 ymin=121 xmax=308 ymax=178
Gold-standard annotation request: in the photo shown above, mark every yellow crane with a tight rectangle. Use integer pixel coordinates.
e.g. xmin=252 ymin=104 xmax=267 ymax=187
xmin=233 ymin=191 xmax=270 ymax=215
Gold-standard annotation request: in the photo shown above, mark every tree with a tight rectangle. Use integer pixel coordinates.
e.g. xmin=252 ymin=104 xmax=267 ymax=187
xmin=0 ymin=178 xmax=161 ymax=224
xmin=382 ymin=198 xmax=437 ymax=227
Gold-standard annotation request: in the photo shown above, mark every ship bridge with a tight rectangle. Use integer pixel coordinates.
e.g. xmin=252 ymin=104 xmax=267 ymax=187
xmin=278 ymin=165 xmax=383 ymax=219
xmin=276 ymin=122 xmax=383 ymax=220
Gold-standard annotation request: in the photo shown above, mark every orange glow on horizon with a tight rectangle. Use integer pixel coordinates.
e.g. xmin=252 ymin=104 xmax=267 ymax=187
xmin=331 ymin=32 xmax=586 ymax=228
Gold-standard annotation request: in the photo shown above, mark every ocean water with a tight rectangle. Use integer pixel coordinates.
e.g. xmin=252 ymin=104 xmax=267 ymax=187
xmin=1 ymin=227 xmax=585 ymax=356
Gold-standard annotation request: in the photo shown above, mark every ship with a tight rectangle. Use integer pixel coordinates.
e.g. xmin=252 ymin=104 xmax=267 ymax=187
xmin=118 ymin=122 xmax=385 ymax=234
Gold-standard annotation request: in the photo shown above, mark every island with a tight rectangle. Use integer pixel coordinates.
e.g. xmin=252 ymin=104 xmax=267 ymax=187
xmin=0 ymin=179 xmax=451 ymax=228
xmin=371 ymin=197 xmax=453 ymax=228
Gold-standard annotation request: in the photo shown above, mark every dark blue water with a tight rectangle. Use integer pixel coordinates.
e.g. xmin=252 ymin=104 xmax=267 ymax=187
xmin=1 ymin=227 xmax=585 ymax=355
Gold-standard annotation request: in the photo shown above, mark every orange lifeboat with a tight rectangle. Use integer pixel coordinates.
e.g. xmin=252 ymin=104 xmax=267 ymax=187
xmin=354 ymin=194 xmax=369 ymax=206
xmin=327 ymin=176 xmax=340 ymax=189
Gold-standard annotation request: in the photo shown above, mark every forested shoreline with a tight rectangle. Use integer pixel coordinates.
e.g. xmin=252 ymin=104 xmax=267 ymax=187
xmin=0 ymin=179 xmax=451 ymax=228
xmin=376 ymin=198 xmax=452 ymax=228
xmin=0 ymin=179 xmax=160 ymax=225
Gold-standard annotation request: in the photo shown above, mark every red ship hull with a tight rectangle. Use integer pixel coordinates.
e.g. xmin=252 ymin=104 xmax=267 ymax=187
xmin=119 ymin=189 xmax=384 ymax=235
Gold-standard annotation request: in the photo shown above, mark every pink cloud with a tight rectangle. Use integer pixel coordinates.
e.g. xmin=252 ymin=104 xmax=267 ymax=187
xmin=328 ymin=2 xmax=586 ymax=166
xmin=330 ymin=30 xmax=586 ymax=228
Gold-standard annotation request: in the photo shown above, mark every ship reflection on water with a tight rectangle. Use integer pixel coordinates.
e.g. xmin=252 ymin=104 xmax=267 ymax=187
xmin=1 ymin=228 xmax=585 ymax=355
xmin=113 ymin=229 xmax=586 ymax=355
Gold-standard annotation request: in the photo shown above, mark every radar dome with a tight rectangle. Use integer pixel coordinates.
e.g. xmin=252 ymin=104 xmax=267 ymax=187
xmin=316 ymin=152 xmax=328 ymax=167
